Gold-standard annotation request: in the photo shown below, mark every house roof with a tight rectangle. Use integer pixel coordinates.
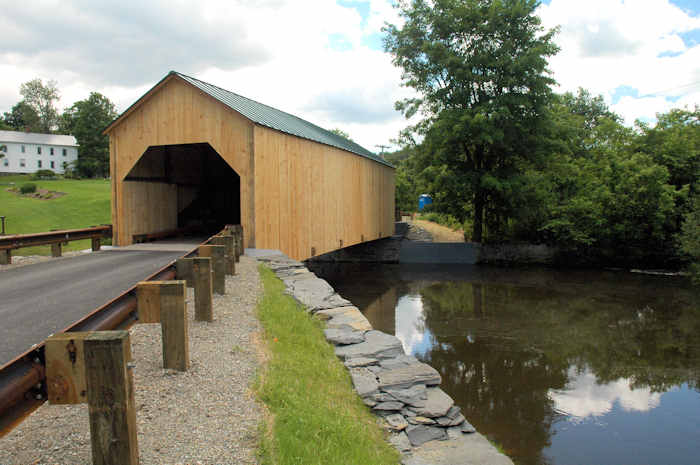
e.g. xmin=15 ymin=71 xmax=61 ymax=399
xmin=106 ymin=71 xmax=393 ymax=168
xmin=0 ymin=130 xmax=78 ymax=147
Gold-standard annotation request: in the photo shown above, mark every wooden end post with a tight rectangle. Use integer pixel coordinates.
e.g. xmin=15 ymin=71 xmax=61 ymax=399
xmin=84 ymin=330 xmax=138 ymax=465
xmin=159 ymin=281 xmax=189 ymax=371
xmin=0 ymin=249 xmax=10 ymax=265
xmin=212 ymin=235 xmax=235 ymax=276
xmin=176 ymin=257 xmax=213 ymax=321
xmin=91 ymin=237 xmax=101 ymax=252
xmin=234 ymin=225 xmax=244 ymax=258
xmin=51 ymin=242 xmax=62 ymax=258
xmin=192 ymin=257 xmax=213 ymax=321
xmin=232 ymin=235 xmax=241 ymax=263
xmin=46 ymin=332 xmax=90 ymax=405
xmin=199 ymin=244 xmax=225 ymax=295
xmin=136 ymin=281 xmax=163 ymax=324
xmin=175 ymin=258 xmax=194 ymax=286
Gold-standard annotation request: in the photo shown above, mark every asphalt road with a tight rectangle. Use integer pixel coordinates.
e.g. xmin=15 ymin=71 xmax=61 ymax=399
xmin=0 ymin=249 xmax=187 ymax=367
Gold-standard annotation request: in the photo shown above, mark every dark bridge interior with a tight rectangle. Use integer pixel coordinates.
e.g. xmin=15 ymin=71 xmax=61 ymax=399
xmin=125 ymin=143 xmax=240 ymax=235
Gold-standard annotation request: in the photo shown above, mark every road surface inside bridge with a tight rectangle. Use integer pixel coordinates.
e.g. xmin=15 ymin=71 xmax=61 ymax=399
xmin=0 ymin=239 xmax=203 ymax=367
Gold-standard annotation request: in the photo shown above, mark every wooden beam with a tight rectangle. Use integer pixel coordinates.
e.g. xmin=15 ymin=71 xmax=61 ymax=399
xmin=136 ymin=282 xmax=163 ymax=324
xmin=211 ymin=235 xmax=235 ymax=276
xmin=192 ymin=258 xmax=213 ymax=322
xmin=85 ymin=331 xmax=139 ymax=465
xmin=199 ymin=245 xmax=225 ymax=295
xmin=177 ymin=257 xmax=213 ymax=322
xmin=159 ymin=281 xmax=189 ymax=371
xmin=45 ymin=332 xmax=89 ymax=405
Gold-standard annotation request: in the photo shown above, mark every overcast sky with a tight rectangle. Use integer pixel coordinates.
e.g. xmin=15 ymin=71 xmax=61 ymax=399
xmin=1 ymin=0 xmax=698 ymax=151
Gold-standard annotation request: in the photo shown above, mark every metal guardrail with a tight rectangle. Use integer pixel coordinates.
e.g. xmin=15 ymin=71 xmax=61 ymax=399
xmin=0 ymin=225 xmax=112 ymax=251
xmin=0 ymin=231 xmax=220 ymax=437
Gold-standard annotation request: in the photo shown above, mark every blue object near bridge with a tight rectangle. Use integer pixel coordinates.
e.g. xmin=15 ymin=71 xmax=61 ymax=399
xmin=418 ymin=194 xmax=433 ymax=211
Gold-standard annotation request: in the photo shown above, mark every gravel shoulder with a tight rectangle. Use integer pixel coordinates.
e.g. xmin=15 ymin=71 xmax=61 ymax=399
xmin=411 ymin=220 xmax=465 ymax=242
xmin=0 ymin=256 xmax=263 ymax=465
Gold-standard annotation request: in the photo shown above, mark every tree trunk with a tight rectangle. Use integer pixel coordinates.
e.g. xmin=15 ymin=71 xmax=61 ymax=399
xmin=473 ymin=189 xmax=484 ymax=243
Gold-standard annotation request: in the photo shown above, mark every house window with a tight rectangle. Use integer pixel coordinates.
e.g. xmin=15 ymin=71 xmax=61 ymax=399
xmin=50 ymin=147 xmax=54 ymax=155
xmin=3 ymin=159 xmax=8 ymax=167
xmin=50 ymin=161 xmax=55 ymax=169
xmin=21 ymin=145 xmax=25 ymax=153
xmin=62 ymin=148 xmax=67 ymax=156
xmin=37 ymin=147 xmax=42 ymax=155
xmin=20 ymin=159 xmax=26 ymax=167
xmin=38 ymin=160 xmax=42 ymax=168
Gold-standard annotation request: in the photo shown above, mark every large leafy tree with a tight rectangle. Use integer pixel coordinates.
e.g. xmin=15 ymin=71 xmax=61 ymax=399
xmin=385 ymin=0 xmax=559 ymax=242
xmin=20 ymin=78 xmax=60 ymax=133
xmin=2 ymin=101 xmax=42 ymax=132
xmin=60 ymin=92 xmax=118 ymax=178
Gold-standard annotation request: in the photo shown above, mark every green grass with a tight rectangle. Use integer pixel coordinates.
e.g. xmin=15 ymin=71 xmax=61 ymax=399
xmin=255 ymin=265 xmax=400 ymax=465
xmin=0 ymin=175 xmax=111 ymax=255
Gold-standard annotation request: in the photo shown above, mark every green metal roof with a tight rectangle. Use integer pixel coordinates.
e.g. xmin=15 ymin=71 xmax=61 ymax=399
xmin=170 ymin=71 xmax=393 ymax=168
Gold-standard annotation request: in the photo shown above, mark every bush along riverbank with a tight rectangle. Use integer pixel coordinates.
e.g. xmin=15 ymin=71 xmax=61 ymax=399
xmin=256 ymin=253 xmax=514 ymax=465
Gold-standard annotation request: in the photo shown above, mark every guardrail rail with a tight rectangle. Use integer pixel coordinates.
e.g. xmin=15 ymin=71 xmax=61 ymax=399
xmin=0 ymin=229 xmax=225 ymax=437
xmin=0 ymin=225 xmax=113 ymax=265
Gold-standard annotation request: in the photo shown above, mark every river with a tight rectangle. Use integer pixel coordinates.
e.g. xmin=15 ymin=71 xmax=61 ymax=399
xmin=308 ymin=263 xmax=700 ymax=465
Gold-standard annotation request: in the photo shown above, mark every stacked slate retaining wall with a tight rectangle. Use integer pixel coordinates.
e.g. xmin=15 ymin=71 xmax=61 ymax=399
xmin=257 ymin=252 xmax=514 ymax=464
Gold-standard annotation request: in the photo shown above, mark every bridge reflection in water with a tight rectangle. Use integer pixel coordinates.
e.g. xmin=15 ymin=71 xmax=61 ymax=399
xmin=308 ymin=263 xmax=700 ymax=465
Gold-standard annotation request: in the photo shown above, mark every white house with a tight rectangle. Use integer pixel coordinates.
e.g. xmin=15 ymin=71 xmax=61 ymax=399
xmin=0 ymin=130 xmax=79 ymax=175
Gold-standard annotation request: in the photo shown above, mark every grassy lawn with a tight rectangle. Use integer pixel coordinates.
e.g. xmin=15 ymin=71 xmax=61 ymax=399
xmin=255 ymin=265 xmax=400 ymax=465
xmin=0 ymin=175 xmax=111 ymax=255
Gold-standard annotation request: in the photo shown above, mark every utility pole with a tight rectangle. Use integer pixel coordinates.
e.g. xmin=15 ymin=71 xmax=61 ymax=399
xmin=375 ymin=144 xmax=390 ymax=160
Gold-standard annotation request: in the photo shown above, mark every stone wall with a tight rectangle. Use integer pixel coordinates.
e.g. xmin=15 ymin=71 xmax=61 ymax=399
xmin=257 ymin=252 xmax=514 ymax=465
xmin=478 ymin=243 xmax=558 ymax=265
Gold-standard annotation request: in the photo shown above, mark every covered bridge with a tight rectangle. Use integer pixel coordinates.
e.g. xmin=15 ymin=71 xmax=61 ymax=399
xmin=105 ymin=71 xmax=395 ymax=261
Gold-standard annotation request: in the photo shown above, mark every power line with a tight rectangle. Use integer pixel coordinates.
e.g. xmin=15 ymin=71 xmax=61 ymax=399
xmin=640 ymin=80 xmax=700 ymax=98
xmin=375 ymin=144 xmax=390 ymax=155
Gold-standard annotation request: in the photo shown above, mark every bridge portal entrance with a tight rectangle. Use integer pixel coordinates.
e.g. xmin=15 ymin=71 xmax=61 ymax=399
xmin=123 ymin=143 xmax=240 ymax=239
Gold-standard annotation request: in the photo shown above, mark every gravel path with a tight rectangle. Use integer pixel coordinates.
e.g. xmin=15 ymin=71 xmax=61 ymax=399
xmin=0 ymin=256 xmax=263 ymax=465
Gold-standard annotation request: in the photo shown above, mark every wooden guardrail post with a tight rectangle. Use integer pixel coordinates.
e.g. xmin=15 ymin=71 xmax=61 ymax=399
xmin=233 ymin=225 xmax=244 ymax=259
xmin=212 ymin=235 xmax=235 ymax=276
xmin=92 ymin=237 xmax=101 ymax=252
xmin=46 ymin=332 xmax=89 ymax=405
xmin=136 ymin=281 xmax=190 ymax=371
xmin=160 ymin=281 xmax=189 ymax=371
xmin=176 ymin=257 xmax=213 ymax=322
xmin=84 ymin=330 xmax=139 ymax=465
xmin=0 ymin=249 xmax=10 ymax=265
xmin=199 ymin=245 xmax=225 ymax=295
xmin=51 ymin=243 xmax=62 ymax=258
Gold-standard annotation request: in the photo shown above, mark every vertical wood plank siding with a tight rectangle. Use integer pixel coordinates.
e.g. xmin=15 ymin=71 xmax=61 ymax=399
xmin=108 ymin=76 xmax=395 ymax=261
xmin=108 ymin=77 xmax=254 ymax=247
xmin=253 ymin=125 xmax=395 ymax=261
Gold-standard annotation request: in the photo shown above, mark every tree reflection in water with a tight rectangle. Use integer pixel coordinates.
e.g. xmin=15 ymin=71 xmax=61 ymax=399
xmin=309 ymin=263 xmax=700 ymax=465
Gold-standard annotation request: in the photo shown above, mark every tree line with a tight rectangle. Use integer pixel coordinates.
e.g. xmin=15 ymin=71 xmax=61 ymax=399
xmin=0 ymin=78 xmax=117 ymax=178
xmin=385 ymin=0 xmax=699 ymax=273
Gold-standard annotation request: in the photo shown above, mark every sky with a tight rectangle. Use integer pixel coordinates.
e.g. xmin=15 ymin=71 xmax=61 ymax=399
xmin=0 ymin=0 xmax=698 ymax=152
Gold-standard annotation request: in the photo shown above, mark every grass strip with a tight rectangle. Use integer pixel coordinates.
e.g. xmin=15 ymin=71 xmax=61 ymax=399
xmin=255 ymin=265 xmax=400 ymax=465
xmin=0 ymin=175 xmax=111 ymax=255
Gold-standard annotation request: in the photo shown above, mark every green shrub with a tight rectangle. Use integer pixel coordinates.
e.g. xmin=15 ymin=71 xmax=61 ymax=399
xmin=31 ymin=169 xmax=57 ymax=180
xmin=19 ymin=183 xmax=37 ymax=194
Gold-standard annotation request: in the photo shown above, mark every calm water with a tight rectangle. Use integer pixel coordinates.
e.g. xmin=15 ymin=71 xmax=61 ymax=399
xmin=308 ymin=263 xmax=700 ymax=465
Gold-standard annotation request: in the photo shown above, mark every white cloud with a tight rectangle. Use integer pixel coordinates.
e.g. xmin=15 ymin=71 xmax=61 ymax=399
xmin=537 ymin=0 xmax=700 ymax=121
xmin=1 ymin=0 xmax=697 ymax=150
xmin=394 ymin=294 xmax=428 ymax=355
xmin=0 ymin=0 xmax=409 ymax=150
xmin=549 ymin=367 xmax=663 ymax=421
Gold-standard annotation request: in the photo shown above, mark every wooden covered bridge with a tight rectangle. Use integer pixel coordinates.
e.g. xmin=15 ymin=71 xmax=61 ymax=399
xmin=105 ymin=71 xmax=395 ymax=261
